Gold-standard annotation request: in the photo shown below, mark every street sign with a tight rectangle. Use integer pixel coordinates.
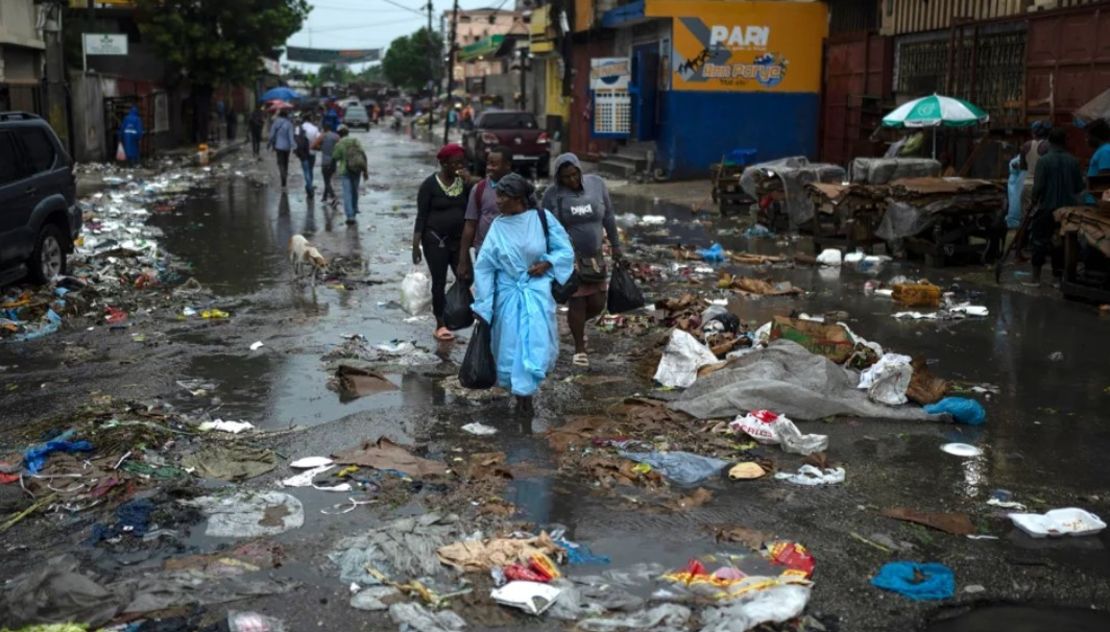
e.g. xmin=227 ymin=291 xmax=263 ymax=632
xmin=285 ymin=46 xmax=380 ymax=65
xmin=83 ymin=33 xmax=128 ymax=56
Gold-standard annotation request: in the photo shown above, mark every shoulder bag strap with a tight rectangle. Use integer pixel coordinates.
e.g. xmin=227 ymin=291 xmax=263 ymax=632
xmin=536 ymin=207 xmax=551 ymax=253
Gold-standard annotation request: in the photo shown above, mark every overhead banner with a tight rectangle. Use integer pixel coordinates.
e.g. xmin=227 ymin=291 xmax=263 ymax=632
xmin=285 ymin=46 xmax=380 ymax=65
xmin=646 ymin=0 xmax=827 ymax=93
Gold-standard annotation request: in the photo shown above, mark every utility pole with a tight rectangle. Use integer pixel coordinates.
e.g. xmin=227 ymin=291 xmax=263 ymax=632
xmin=41 ymin=0 xmax=70 ymax=151
xmin=443 ymin=0 xmax=459 ymax=144
xmin=426 ymin=0 xmax=434 ymax=137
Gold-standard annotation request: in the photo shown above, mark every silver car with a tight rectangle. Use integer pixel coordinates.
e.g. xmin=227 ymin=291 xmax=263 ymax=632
xmin=343 ymin=104 xmax=371 ymax=130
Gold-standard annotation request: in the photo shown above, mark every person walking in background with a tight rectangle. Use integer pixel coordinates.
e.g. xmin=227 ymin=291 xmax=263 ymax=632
xmin=457 ymin=145 xmax=513 ymax=281
xmin=323 ymin=104 xmax=340 ymax=132
xmin=313 ymin=123 xmax=341 ymax=206
xmin=471 ymin=173 xmax=574 ymax=413
xmin=1029 ymin=127 xmax=1085 ymax=286
xmin=541 ymin=152 xmax=623 ymax=368
xmin=295 ymin=114 xmax=320 ymax=197
xmin=414 ymin=144 xmax=473 ymax=342
xmin=332 ymin=126 xmax=368 ymax=225
xmin=267 ymin=109 xmax=295 ymax=190
xmin=120 ymin=105 xmax=144 ymax=167
xmin=249 ymin=107 xmax=265 ymax=159
xmin=226 ymin=106 xmax=238 ymax=141
xmin=1085 ymin=119 xmax=1110 ymax=179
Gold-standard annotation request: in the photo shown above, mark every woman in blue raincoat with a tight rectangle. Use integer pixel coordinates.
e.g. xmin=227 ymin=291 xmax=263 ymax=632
xmin=120 ymin=105 xmax=144 ymax=166
xmin=471 ymin=173 xmax=574 ymax=412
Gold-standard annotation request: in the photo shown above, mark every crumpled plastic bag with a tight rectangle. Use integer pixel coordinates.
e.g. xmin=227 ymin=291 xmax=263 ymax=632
xmin=816 ymin=248 xmax=842 ymax=266
xmin=186 ymin=491 xmax=304 ymax=538
xmin=400 ymin=268 xmax=432 ymax=315
xmin=857 ymin=353 xmax=913 ymax=406
xmin=924 ymin=396 xmax=987 ymax=425
xmin=618 ymin=450 xmax=729 ymax=486
xmin=699 ymin=584 xmax=812 ymax=632
xmin=389 ymin=602 xmax=466 ymax=631
xmin=228 ymin=610 xmax=286 ymax=632
xmin=729 ymin=410 xmax=828 ymax=455
xmin=579 ymin=604 xmax=692 ymax=631
xmin=654 ymin=329 xmax=719 ymax=389
xmin=774 ymin=465 xmax=845 ymax=486
xmin=0 ymin=554 xmax=123 ymax=628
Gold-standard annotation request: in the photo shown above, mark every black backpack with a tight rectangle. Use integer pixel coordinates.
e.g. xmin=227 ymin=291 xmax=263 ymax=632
xmin=294 ymin=126 xmax=310 ymax=160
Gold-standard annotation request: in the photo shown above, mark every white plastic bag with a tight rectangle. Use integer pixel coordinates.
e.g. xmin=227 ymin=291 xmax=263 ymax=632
xmin=653 ymin=329 xmax=719 ymax=389
xmin=774 ymin=465 xmax=845 ymax=486
xmin=857 ymin=353 xmax=913 ymax=406
xmin=816 ymin=248 xmax=843 ymax=266
xmin=729 ymin=410 xmax=828 ymax=455
xmin=400 ymin=268 xmax=432 ymax=315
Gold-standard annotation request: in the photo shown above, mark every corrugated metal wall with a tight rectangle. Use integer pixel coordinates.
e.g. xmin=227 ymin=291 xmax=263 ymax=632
xmin=881 ymin=0 xmax=1107 ymax=35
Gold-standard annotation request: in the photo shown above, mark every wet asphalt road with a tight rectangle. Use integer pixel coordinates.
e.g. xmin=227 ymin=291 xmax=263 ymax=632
xmin=2 ymin=126 xmax=1110 ymax=631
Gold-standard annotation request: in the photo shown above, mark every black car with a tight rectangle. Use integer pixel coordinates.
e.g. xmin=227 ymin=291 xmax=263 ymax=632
xmin=0 ymin=112 xmax=81 ymax=286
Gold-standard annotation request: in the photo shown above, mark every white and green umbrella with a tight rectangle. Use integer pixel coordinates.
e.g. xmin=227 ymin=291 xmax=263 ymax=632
xmin=882 ymin=94 xmax=989 ymax=157
xmin=882 ymin=94 xmax=989 ymax=128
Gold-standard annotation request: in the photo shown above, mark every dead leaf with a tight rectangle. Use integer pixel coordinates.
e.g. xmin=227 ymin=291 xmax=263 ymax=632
xmin=803 ymin=452 xmax=831 ymax=469
xmin=713 ymin=525 xmax=771 ymax=551
xmin=332 ymin=437 xmax=447 ymax=478
xmin=465 ymin=452 xmax=513 ymax=481
xmin=335 ymin=365 xmax=397 ymax=398
xmin=665 ymin=487 xmax=713 ymax=510
xmin=907 ymin=358 xmax=948 ymax=405
xmin=881 ymin=507 xmax=974 ymax=535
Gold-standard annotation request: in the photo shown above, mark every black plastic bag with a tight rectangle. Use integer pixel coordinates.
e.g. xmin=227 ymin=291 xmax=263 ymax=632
xmin=552 ymin=271 xmax=579 ymax=304
xmin=607 ymin=261 xmax=646 ymax=313
xmin=443 ymin=280 xmax=474 ymax=330
xmin=459 ymin=318 xmax=496 ymax=389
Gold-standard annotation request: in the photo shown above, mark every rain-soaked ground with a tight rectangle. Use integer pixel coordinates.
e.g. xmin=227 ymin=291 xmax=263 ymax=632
xmin=2 ymin=127 xmax=1109 ymax=631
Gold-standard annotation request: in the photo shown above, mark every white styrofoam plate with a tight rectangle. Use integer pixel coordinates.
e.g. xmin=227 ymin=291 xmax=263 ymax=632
xmin=940 ymin=442 xmax=982 ymax=457
xmin=1009 ymin=508 xmax=1107 ymax=538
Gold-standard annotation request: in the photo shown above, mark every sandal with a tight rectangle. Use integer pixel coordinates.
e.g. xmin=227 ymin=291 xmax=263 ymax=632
xmin=572 ymin=352 xmax=590 ymax=367
xmin=434 ymin=327 xmax=456 ymax=342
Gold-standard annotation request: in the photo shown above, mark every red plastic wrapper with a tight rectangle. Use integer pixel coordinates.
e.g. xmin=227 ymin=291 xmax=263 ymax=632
xmin=503 ymin=564 xmax=549 ymax=582
xmin=749 ymin=409 xmax=780 ymax=423
xmin=767 ymin=541 xmax=815 ymax=578
xmin=684 ymin=558 xmax=709 ymax=577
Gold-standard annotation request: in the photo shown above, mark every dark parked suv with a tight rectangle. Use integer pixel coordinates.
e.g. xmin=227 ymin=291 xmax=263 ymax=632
xmin=0 ymin=112 xmax=81 ymax=286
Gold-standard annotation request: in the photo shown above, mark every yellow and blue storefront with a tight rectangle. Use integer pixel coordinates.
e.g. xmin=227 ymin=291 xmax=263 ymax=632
xmin=597 ymin=0 xmax=828 ymax=178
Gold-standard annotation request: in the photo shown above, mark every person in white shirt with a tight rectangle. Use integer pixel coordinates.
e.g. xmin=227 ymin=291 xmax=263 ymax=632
xmin=295 ymin=115 xmax=321 ymax=196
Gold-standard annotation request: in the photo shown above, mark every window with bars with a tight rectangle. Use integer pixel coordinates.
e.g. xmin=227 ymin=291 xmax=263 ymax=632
xmin=593 ymin=90 xmax=631 ymax=136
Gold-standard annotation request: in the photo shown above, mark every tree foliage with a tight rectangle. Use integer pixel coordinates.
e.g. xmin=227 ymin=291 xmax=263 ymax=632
xmin=134 ymin=0 xmax=311 ymax=88
xmin=382 ymin=28 xmax=443 ymax=92
xmin=317 ymin=63 xmax=354 ymax=86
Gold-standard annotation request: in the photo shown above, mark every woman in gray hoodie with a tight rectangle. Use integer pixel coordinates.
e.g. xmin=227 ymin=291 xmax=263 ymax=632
xmin=540 ymin=153 xmax=623 ymax=367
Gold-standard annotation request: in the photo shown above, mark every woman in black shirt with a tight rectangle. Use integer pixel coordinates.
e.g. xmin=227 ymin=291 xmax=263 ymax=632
xmin=414 ymin=144 xmax=473 ymax=341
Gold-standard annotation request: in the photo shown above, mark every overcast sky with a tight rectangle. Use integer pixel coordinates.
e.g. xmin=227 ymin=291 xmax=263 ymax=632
xmin=284 ymin=0 xmax=515 ymax=71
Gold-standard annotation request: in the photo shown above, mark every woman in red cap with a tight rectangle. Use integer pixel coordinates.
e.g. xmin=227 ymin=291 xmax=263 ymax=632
xmin=414 ymin=144 xmax=473 ymax=341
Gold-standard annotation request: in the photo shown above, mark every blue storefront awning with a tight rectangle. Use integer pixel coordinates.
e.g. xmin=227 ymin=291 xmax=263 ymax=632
xmin=602 ymin=0 xmax=648 ymax=29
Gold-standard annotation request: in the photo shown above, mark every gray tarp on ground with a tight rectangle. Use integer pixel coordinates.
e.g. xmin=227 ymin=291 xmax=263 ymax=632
xmin=670 ymin=340 xmax=943 ymax=422
xmin=849 ymin=158 xmax=941 ymax=185
xmin=739 ymin=157 xmax=846 ymax=226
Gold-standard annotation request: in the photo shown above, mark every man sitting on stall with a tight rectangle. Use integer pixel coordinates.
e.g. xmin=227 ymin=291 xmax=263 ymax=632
xmin=1028 ymin=127 xmax=1086 ymax=286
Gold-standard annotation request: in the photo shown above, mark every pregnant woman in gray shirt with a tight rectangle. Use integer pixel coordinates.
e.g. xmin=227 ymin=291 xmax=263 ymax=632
xmin=541 ymin=152 xmax=622 ymax=368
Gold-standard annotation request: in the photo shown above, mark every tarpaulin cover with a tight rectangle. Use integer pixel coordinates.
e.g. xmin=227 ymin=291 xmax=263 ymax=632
xmin=740 ymin=157 xmax=846 ymax=226
xmin=670 ymin=341 xmax=941 ymax=422
xmin=849 ymin=158 xmax=940 ymax=185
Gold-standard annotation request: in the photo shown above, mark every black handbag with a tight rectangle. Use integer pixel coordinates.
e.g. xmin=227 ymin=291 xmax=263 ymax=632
xmin=536 ymin=209 xmax=578 ymax=303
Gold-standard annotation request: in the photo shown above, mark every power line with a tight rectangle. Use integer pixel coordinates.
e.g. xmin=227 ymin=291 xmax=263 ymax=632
xmin=309 ymin=15 xmax=424 ymax=33
xmin=380 ymin=0 xmax=426 ymax=16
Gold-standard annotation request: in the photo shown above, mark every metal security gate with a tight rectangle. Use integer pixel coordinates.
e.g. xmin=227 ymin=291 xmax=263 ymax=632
xmin=895 ymin=22 xmax=1026 ymax=129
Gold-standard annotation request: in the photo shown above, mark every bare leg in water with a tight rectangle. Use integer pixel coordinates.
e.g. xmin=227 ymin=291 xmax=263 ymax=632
xmin=567 ymin=292 xmax=607 ymax=354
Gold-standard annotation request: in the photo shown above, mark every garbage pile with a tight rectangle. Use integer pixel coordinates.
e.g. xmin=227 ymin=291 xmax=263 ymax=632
xmin=2 ymin=165 xmax=225 ymax=343
xmin=739 ymin=156 xmax=847 ymax=227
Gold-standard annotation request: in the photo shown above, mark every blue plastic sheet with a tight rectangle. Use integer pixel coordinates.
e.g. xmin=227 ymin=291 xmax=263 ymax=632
xmin=924 ymin=397 xmax=987 ymax=426
xmin=871 ymin=561 xmax=955 ymax=601
xmin=1006 ymin=156 xmax=1026 ymax=229
xmin=618 ymin=450 xmax=728 ymax=486
xmin=23 ymin=430 xmax=94 ymax=474
xmin=88 ymin=498 xmax=155 ymax=543
xmin=556 ymin=537 xmax=610 ymax=565
xmin=697 ymin=243 xmax=725 ymax=263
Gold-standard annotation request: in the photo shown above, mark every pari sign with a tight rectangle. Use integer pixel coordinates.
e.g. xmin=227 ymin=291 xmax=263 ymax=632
xmin=647 ymin=0 xmax=827 ymax=93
